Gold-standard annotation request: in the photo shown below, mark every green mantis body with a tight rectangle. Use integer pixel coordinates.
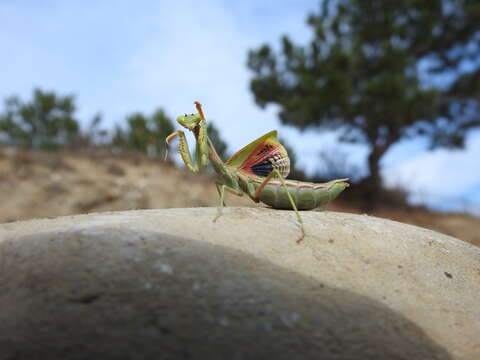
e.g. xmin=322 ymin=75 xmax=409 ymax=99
xmin=166 ymin=102 xmax=349 ymax=243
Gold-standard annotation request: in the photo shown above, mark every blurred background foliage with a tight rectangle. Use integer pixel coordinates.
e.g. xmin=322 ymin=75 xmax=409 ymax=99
xmin=0 ymin=89 xmax=80 ymax=150
xmin=248 ymin=0 xmax=480 ymax=206
xmin=0 ymin=88 xmax=230 ymax=162
xmin=112 ymin=109 xmax=175 ymax=158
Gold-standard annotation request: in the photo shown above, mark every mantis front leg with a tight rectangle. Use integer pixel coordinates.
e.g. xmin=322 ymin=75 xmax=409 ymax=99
xmin=165 ymin=128 xmax=208 ymax=174
xmin=252 ymin=168 xmax=305 ymax=244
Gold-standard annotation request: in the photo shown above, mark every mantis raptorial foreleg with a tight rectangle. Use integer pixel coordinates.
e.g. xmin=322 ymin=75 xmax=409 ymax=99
xmin=165 ymin=124 xmax=208 ymax=174
xmin=166 ymin=130 xmax=201 ymax=173
xmin=253 ymin=168 xmax=305 ymax=243
xmin=165 ymin=108 xmax=209 ymax=173
xmin=214 ymin=182 xmax=243 ymax=222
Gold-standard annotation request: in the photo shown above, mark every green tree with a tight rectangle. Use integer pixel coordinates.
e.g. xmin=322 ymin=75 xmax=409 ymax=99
xmin=112 ymin=125 xmax=128 ymax=149
xmin=126 ymin=113 xmax=150 ymax=153
xmin=83 ymin=113 xmax=107 ymax=146
xmin=0 ymin=88 xmax=80 ymax=150
xmin=425 ymin=0 xmax=480 ymax=148
xmin=150 ymin=109 xmax=175 ymax=157
xmin=207 ymin=122 xmax=229 ymax=160
xmin=247 ymin=0 xmax=480 ymax=203
xmin=113 ymin=109 xmax=175 ymax=157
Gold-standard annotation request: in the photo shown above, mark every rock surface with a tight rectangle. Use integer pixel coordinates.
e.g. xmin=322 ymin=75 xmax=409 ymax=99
xmin=0 ymin=207 xmax=479 ymax=359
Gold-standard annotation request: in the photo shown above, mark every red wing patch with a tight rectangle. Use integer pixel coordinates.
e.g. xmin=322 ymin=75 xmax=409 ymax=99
xmin=239 ymin=141 xmax=290 ymax=178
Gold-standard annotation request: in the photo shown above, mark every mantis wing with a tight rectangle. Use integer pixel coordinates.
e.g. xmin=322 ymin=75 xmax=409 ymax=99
xmin=225 ymin=130 xmax=290 ymax=178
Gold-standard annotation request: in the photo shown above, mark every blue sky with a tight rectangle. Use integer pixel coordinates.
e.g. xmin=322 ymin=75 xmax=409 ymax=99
xmin=1 ymin=0 xmax=479 ymax=214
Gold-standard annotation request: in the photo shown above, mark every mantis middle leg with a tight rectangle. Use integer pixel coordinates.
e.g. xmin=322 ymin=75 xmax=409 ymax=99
xmin=252 ymin=168 xmax=305 ymax=244
xmin=214 ymin=182 xmax=243 ymax=222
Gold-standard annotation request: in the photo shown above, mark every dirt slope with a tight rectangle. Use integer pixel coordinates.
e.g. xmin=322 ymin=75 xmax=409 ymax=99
xmin=1 ymin=147 xmax=479 ymax=247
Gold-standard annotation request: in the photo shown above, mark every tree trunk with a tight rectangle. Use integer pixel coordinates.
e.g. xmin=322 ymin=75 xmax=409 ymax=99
xmin=361 ymin=146 xmax=387 ymax=210
xmin=368 ymin=148 xmax=383 ymax=191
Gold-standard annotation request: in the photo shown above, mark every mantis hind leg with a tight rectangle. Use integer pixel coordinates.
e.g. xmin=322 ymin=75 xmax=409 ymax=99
xmin=253 ymin=169 xmax=305 ymax=244
xmin=274 ymin=170 xmax=305 ymax=244
xmin=214 ymin=182 xmax=243 ymax=223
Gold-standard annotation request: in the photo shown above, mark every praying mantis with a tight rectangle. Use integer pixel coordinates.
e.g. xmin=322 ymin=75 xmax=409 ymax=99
xmin=166 ymin=102 xmax=349 ymax=243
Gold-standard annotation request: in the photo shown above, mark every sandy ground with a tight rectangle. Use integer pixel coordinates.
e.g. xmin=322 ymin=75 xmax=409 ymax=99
xmin=2 ymin=147 xmax=479 ymax=247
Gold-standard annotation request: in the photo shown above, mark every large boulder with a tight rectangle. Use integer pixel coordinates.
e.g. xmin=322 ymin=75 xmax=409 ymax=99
xmin=1 ymin=207 xmax=479 ymax=359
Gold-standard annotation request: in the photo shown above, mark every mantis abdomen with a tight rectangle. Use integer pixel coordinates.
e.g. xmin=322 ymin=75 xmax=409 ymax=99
xmin=253 ymin=178 xmax=349 ymax=210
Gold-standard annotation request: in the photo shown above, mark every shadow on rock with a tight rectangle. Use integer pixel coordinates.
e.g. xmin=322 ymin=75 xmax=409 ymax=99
xmin=0 ymin=227 xmax=452 ymax=360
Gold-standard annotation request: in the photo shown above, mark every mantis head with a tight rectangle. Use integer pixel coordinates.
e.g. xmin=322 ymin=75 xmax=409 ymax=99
xmin=165 ymin=102 xmax=207 ymax=162
xmin=175 ymin=113 xmax=202 ymax=132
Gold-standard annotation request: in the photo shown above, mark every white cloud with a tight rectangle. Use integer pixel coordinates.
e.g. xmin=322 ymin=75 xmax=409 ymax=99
xmin=383 ymin=131 xmax=480 ymax=212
